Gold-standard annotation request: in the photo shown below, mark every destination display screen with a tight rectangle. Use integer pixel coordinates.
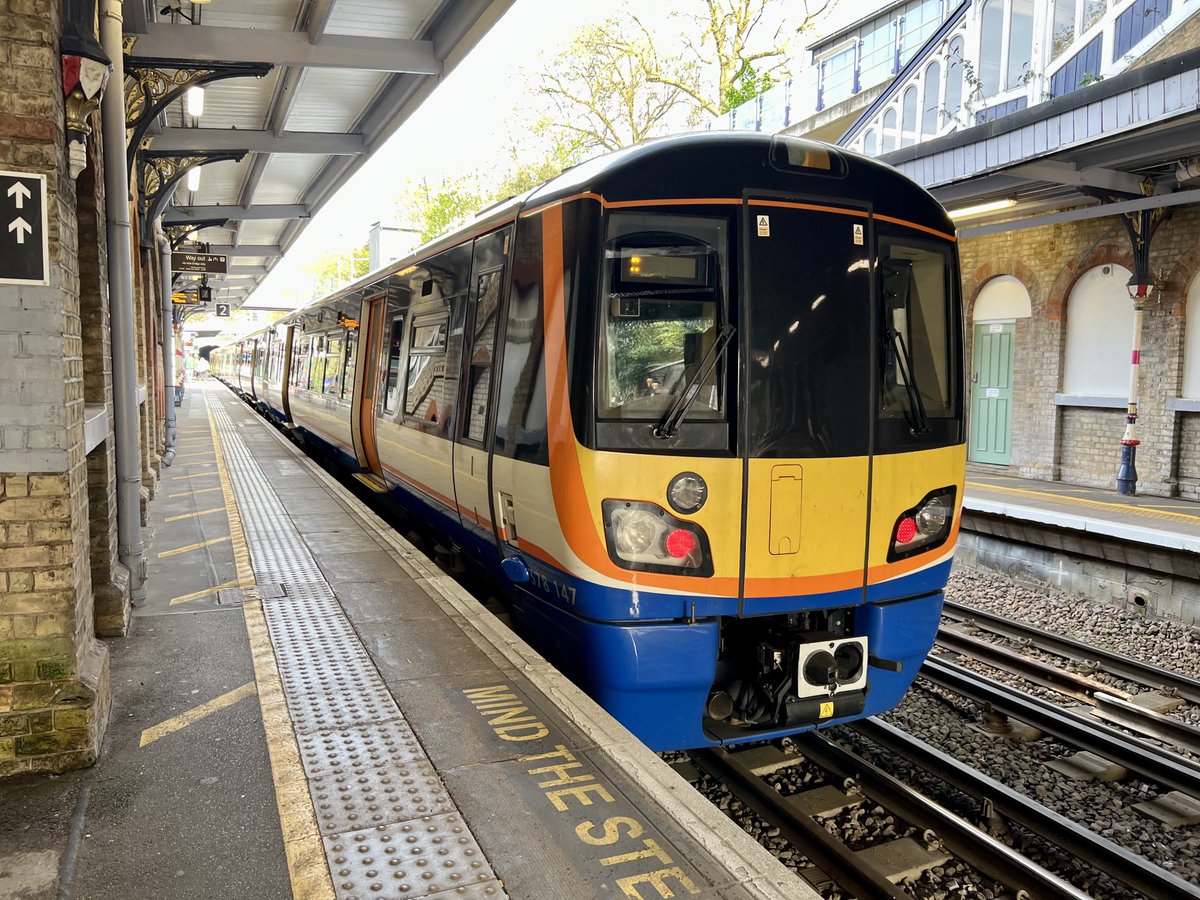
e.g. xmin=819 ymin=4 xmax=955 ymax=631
xmin=622 ymin=252 xmax=703 ymax=285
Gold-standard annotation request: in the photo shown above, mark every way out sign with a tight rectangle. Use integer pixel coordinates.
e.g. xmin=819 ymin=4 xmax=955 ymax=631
xmin=0 ymin=170 xmax=48 ymax=286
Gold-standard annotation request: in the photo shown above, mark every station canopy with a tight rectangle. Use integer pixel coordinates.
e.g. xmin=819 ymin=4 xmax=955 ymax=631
xmin=124 ymin=0 xmax=512 ymax=310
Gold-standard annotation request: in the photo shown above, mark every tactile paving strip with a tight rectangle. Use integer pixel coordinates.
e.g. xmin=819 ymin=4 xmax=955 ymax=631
xmin=323 ymin=814 xmax=495 ymax=899
xmin=209 ymin=402 xmax=503 ymax=898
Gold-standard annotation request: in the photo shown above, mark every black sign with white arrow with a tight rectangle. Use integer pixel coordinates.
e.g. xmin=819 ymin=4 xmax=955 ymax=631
xmin=0 ymin=170 xmax=48 ymax=286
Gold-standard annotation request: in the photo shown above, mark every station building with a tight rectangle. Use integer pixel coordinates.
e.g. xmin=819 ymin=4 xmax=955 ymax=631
xmin=725 ymin=0 xmax=1200 ymax=500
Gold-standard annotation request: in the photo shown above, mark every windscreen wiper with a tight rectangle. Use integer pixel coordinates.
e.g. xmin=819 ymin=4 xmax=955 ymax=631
xmin=888 ymin=327 xmax=930 ymax=435
xmin=654 ymin=324 xmax=735 ymax=440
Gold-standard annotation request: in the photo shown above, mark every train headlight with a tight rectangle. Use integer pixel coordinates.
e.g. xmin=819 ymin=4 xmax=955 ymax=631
xmin=888 ymin=487 xmax=957 ymax=561
xmin=602 ymin=500 xmax=713 ymax=577
xmin=613 ymin=508 xmax=658 ymax=555
xmin=667 ymin=472 xmax=707 ymax=514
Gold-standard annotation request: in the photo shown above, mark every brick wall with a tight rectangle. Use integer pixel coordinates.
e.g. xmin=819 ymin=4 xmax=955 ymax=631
xmin=960 ymin=205 xmax=1200 ymax=496
xmin=1180 ymin=414 xmax=1200 ymax=501
xmin=0 ymin=0 xmax=111 ymax=774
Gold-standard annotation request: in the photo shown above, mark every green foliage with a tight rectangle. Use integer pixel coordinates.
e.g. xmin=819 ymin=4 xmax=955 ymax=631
xmin=300 ymin=243 xmax=370 ymax=297
xmin=395 ymin=176 xmax=484 ymax=244
xmin=721 ymin=62 xmax=775 ymax=113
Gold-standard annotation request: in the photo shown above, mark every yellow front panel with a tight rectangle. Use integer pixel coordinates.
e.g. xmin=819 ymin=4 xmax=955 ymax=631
xmin=744 ymin=456 xmax=869 ymax=597
xmin=867 ymin=444 xmax=966 ymax=580
xmin=574 ymin=449 xmax=744 ymax=594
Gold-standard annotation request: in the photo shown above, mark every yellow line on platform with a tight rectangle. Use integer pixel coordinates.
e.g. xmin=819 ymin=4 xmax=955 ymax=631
xmin=139 ymin=682 xmax=257 ymax=747
xmin=208 ymin=397 xmax=335 ymax=900
xmin=171 ymin=472 xmax=217 ymax=481
xmin=169 ymin=579 xmax=240 ymax=606
xmin=168 ymin=486 xmax=223 ymax=499
xmin=164 ymin=507 xmax=227 ymax=523
xmin=966 ymin=481 xmax=1200 ymax=525
xmin=157 ymin=535 xmax=230 ymax=558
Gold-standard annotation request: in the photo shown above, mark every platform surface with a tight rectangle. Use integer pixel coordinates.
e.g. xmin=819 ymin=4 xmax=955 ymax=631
xmin=964 ymin=468 xmax=1200 ymax=552
xmin=0 ymin=382 xmax=812 ymax=900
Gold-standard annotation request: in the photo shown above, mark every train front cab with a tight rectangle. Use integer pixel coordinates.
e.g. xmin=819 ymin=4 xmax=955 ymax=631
xmin=506 ymin=140 xmax=965 ymax=751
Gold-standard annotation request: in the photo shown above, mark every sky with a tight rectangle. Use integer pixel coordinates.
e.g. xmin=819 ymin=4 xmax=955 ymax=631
xmin=240 ymin=0 xmax=872 ymax=314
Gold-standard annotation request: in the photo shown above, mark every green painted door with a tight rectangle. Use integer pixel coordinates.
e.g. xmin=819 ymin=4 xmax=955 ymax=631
xmin=969 ymin=322 xmax=1014 ymax=465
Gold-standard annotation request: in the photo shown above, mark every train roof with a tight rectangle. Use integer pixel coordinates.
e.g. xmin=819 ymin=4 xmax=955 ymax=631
xmin=222 ymin=132 xmax=953 ymax=345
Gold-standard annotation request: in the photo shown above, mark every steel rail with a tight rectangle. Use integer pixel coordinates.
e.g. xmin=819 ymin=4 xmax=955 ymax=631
xmin=792 ymin=732 xmax=1091 ymax=900
xmin=935 ymin=628 xmax=1200 ymax=753
xmin=850 ymin=718 xmax=1200 ymax=899
xmin=936 ymin=626 xmax=1129 ymax=703
xmin=921 ymin=657 xmax=1200 ymax=798
xmin=942 ymin=600 xmax=1200 ymax=705
xmin=692 ymin=748 xmax=913 ymax=900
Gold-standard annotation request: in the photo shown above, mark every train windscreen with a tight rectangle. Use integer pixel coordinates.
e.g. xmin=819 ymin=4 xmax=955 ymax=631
xmin=597 ymin=213 xmax=730 ymax=425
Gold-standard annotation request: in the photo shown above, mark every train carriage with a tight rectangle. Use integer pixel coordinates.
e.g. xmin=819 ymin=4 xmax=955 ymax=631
xmin=213 ymin=132 xmax=965 ymax=751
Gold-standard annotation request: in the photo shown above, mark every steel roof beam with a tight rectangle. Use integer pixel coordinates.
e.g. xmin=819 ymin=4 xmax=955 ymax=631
xmin=959 ymin=186 xmax=1200 ymax=238
xmin=204 ymin=245 xmax=281 ymax=257
xmin=154 ymin=129 xmax=364 ymax=155
xmin=164 ymin=205 xmax=309 ymax=224
xmin=132 ymin=24 xmax=441 ymax=74
xmin=1007 ymin=160 xmax=1157 ymax=196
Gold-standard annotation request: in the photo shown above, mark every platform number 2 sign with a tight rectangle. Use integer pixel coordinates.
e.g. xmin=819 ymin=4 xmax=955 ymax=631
xmin=216 ymin=303 xmax=231 ymax=317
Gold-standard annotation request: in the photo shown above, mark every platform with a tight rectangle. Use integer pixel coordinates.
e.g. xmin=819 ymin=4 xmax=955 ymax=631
xmin=965 ymin=468 xmax=1200 ymax=552
xmin=0 ymin=382 xmax=811 ymax=900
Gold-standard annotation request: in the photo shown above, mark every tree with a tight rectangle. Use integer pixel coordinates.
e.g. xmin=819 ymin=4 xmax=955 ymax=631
xmin=534 ymin=0 xmax=837 ymax=154
xmin=300 ymin=243 xmax=370 ymax=298
xmin=395 ymin=175 xmax=484 ymax=244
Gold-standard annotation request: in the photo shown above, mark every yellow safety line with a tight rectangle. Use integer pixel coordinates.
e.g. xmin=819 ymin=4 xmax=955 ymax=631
xmin=164 ymin=507 xmax=227 ymax=523
xmin=173 ymin=453 xmax=215 ymax=460
xmin=171 ymin=472 xmax=218 ymax=481
xmin=207 ymin=398 xmax=335 ymax=899
xmin=966 ymin=481 xmax=1200 ymax=525
xmin=139 ymin=682 xmax=257 ymax=747
xmin=168 ymin=486 xmax=223 ymax=499
xmin=169 ymin=579 xmax=241 ymax=607
xmin=157 ymin=535 xmax=230 ymax=558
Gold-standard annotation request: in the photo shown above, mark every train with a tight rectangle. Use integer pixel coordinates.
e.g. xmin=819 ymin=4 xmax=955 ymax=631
xmin=212 ymin=132 xmax=965 ymax=751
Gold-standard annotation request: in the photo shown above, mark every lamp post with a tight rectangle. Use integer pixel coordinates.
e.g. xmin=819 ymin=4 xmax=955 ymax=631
xmin=1117 ymin=279 xmax=1153 ymax=495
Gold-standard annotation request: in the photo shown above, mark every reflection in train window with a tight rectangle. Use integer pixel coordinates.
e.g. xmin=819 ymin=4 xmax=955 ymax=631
xmin=404 ymin=315 xmax=448 ymax=423
xmin=323 ymin=336 xmax=344 ymax=395
xmin=383 ymin=316 xmax=404 ymax=413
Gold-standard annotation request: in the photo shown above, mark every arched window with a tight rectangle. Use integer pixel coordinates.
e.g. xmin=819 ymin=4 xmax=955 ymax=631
xmin=864 ymin=129 xmax=878 ymax=157
xmin=1062 ymin=265 xmax=1135 ymax=396
xmin=945 ymin=36 xmax=964 ymax=121
xmin=1183 ymin=275 xmax=1200 ymax=398
xmin=901 ymin=86 xmax=918 ymax=147
xmin=882 ymin=108 xmax=897 ymax=152
xmin=1007 ymin=0 xmax=1035 ymax=90
xmin=980 ymin=0 xmax=1004 ymax=97
xmin=922 ymin=61 xmax=942 ymax=136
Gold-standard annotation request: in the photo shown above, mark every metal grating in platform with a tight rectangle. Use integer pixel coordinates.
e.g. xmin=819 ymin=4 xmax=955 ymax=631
xmin=209 ymin=401 xmax=503 ymax=898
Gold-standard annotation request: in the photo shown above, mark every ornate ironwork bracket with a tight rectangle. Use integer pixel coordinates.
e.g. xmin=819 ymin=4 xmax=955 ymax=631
xmin=123 ymin=56 xmax=271 ymax=175
xmin=139 ymin=150 xmax=247 ymax=244
xmin=1082 ymin=182 xmax=1170 ymax=290
xmin=165 ymin=218 xmax=229 ymax=249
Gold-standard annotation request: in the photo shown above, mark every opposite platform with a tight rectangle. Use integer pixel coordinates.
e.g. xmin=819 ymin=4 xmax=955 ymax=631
xmin=206 ymin=383 xmax=812 ymax=899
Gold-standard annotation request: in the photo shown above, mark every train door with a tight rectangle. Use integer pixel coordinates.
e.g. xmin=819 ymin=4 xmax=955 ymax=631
xmin=740 ymin=196 xmax=874 ymax=611
xmin=453 ymin=226 xmax=510 ymax=548
xmin=350 ymin=293 xmax=388 ymax=489
xmin=280 ymin=324 xmax=295 ymax=423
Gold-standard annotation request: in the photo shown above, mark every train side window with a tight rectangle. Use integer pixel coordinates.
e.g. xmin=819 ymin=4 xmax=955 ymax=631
xmin=308 ymin=336 xmax=325 ymax=392
xmin=342 ymin=333 xmax=358 ymax=400
xmin=462 ymin=269 xmax=502 ymax=444
xmin=323 ymin=335 xmax=345 ymax=395
xmin=403 ymin=313 xmax=449 ymax=425
xmin=382 ymin=315 xmax=405 ymax=414
xmin=291 ymin=333 xmax=310 ymax=388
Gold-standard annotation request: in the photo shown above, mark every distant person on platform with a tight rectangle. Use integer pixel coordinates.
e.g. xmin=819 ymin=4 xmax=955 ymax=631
xmin=174 ymin=348 xmax=185 ymax=406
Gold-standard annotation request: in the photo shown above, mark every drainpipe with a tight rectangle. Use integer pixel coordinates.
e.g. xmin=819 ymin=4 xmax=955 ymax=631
xmin=160 ymin=231 xmax=176 ymax=466
xmin=100 ymin=0 xmax=147 ymax=602
xmin=1116 ymin=283 xmax=1150 ymax=495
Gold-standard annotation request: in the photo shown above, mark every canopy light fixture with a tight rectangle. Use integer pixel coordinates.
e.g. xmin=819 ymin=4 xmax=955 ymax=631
xmin=947 ymin=198 xmax=1017 ymax=220
xmin=186 ymin=165 xmax=201 ymax=192
xmin=186 ymin=85 xmax=205 ymax=118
